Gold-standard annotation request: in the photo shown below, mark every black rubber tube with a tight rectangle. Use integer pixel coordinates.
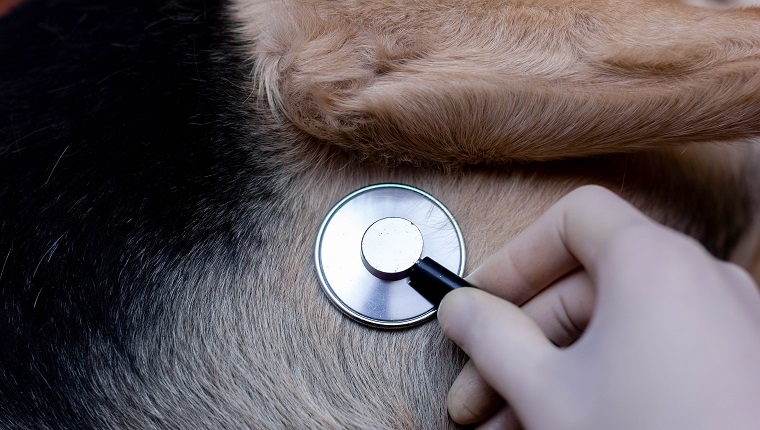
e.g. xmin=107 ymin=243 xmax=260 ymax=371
xmin=408 ymin=257 xmax=472 ymax=307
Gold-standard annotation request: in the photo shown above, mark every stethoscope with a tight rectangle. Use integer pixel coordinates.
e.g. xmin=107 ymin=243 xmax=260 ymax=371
xmin=315 ymin=184 xmax=471 ymax=329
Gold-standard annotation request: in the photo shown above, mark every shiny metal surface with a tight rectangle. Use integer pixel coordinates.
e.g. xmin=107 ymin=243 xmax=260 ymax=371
xmin=315 ymin=184 xmax=465 ymax=328
xmin=361 ymin=217 xmax=423 ymax=281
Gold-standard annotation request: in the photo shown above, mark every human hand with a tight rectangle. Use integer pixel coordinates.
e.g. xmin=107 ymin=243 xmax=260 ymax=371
xmin=439 ymin=186 xmax=760 ymax=429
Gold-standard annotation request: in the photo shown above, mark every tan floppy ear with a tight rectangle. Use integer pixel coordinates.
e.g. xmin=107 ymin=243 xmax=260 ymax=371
xmin=236 ymin=0 xmax=760 ymax=165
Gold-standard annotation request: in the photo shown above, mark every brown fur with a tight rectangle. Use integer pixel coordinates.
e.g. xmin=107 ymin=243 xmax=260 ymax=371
xmin=235 ymin=0 xmax=760 ymax=164
xmin=228 ymin=0 xmax=760 ymax=282
xmin=193 ymin=0 xmax=760 ymax=428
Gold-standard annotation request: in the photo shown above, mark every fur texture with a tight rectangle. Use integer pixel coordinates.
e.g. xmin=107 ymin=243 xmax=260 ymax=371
xmin=1 ymin=0 xmax=759 ymax=428
xmin=238 ymin=0 xmax=760 ymax=163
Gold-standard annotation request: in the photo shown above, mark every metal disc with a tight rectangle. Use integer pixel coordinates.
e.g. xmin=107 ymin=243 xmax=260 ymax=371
xmin=361 ymin=217 xmax=424 ymax=281
xmin=314 ymin=184 xmax=465 ymax=328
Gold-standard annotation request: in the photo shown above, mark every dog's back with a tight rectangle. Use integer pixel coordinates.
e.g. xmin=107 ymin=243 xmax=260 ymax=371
xmin=1 ymin=0 xmax=759 ymax=428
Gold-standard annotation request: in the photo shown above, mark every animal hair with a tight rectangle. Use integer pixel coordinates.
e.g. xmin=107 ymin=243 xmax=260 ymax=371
xmin=1 ymin=0 xmax=759 ymax=428
xmin=237 ymin=0 xmax=760 ymax=164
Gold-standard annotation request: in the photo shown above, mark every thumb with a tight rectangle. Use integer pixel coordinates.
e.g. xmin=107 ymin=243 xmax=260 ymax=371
xmin=438 ymin=287 xmax=556 ymax=408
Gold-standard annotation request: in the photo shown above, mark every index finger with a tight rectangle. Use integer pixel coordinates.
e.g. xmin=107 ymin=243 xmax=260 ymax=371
xmin=467 ymin=185 xmax=650 ymax=304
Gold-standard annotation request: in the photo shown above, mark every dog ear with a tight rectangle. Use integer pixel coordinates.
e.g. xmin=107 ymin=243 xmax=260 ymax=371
xmin=236 ymin=0 xmax=760 ymax=165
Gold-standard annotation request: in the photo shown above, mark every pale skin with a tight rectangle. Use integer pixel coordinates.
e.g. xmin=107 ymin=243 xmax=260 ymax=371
xmin=439 ymin=185 xmax=760 ymax=429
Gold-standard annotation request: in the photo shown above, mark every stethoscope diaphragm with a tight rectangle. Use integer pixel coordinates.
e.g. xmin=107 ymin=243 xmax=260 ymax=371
xmin=314 ymin=184 xmax=465 ymax=328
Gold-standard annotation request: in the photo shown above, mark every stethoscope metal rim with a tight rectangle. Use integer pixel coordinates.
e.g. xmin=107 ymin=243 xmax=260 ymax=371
xmin=314 ymin=183 xmax=465 ymax=329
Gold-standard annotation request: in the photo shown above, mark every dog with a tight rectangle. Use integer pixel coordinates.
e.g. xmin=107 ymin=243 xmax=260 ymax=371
xmin=1 ymin=0 xmax=759 ymax=428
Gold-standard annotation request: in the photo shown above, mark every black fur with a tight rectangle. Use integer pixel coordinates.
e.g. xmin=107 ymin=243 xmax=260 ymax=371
xmin=0 ymin=1 xmax=277 ymax=426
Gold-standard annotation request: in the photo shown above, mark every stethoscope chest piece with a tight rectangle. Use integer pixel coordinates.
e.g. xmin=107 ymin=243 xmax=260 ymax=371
xmin=315 ymin=184 xmax=465 ymax=328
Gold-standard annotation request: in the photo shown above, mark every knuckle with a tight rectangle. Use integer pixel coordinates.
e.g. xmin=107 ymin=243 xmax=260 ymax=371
xmin=562 ymin=185 xmax=618 ymax=211
xmin=720 ymin=261 xmax=757 ymax=288
xmin=607 ymin=223 xmax=704 ymax=264
xmin=600 ymin=224 xmax=719 ymax=293
xmin=567 ymin=184 xmax=615 ymax=200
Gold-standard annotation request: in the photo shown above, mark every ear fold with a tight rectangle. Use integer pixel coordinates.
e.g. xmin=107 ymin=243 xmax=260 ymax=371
xmin=236 ymin=0 xmax=760 ymax=164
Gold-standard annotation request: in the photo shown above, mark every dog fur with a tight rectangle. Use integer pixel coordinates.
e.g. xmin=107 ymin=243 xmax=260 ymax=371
xmin=1 ymin=0 xmax=759 ymax=428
